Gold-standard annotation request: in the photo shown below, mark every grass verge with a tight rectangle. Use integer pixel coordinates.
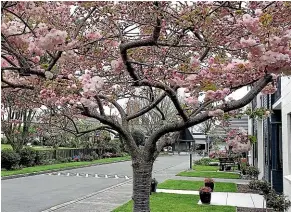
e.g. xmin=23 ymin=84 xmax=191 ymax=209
xmin=177 ymin=171 xmax=240 ymax=179
xmin=158 ymin=179 xmax=237 ymax=192
xmin=113 ymin=193 xmax=236 ymax=212
xmin=1 ymin=156 xmax=130 ymax=177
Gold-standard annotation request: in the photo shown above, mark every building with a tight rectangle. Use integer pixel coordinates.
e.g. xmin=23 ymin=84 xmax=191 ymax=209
xmin=249 ymin=76 xmax=291 ymax=210
xmin=189 ymin=116 xmax=249 ymax=154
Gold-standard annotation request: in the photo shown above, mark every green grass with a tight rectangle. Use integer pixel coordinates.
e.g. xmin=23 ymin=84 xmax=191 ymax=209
xmin=113 ymin=193 xmax=236 ymax=212
xmin=158 ymin=180 xmax=237 ymax=192
xmin=1 ymin=156 xmax=130 ymax=177
xmin=193 ymin=165 xmax=219 ymax=171
xmin=1 ymin=144 xmax=77 ymax=150
xmin=177 ymin=171 xmax=240 ymax=179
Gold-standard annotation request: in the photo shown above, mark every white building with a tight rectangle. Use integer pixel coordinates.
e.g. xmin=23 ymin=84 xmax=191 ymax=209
xmin=249 ymin=76 xmax=291 ymax=211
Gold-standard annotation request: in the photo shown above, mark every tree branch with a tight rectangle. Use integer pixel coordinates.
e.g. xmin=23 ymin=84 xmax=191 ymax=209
xmin=144 ymin=74 xmax=273 ymax=159
xmin=127 ymin=92 xmax=167 ymax=121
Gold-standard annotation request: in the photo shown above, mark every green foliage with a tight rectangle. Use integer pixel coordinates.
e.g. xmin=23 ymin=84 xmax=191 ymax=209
xmin=249 ymin=180 xmax=271 ymax=195
xmin=1 ymin=149 xmax=21 ymax=170
xmin=19 ymin=147 xmax=37 ymax=167
xmin=245 ymin=166 xmax=260 ymax=179
xmin=1 ymin=137 xmax=9 ymax=144
xmin=2 ymin=156 xmax=130 ymax=177
xmin=248 ymin=135 xmax=257 ymax=144
xmin=193 ymin=158 xmax=217 ymax=166
xmin=265 ymin=189 xmax=291 ymax=211
xmin=35 ymin=151 xmax=48 ymax=165
xmin=245 ymin=107 xmax=271 ymax=119
xmin=131 ymin=130 xmax=145 ymax=146
xmin=90 ymin=151 xmax=99 ymax=160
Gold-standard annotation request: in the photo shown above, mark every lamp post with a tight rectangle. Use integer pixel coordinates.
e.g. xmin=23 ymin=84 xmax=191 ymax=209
xmin=207 ymin=133 xmax=210 ymax=157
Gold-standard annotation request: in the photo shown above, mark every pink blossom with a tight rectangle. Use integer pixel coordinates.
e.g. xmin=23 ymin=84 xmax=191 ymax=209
xmin=86 ymin=32 xmax=102 ymax=40
xmin=185 ymin=97 xmax=199 ymax=106
xmin=255 ymin=9 xmax=263 ymax=16
xmin=190 ymin=56 xmax=200 ymax=68
xmin=111 ymin=58 xmax=123 ymax=73
xmin=31 ymin=56 xmax=40 ymax=63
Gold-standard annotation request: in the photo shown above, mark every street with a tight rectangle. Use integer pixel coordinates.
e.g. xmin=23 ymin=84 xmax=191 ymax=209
xmin=2 ymin=154 xmax=196 ymax=212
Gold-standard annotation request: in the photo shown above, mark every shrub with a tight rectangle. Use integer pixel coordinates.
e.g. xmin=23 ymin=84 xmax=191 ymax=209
xmin=246 ymin=166 xmax=260 ymax=179
xmin=57 ymin=157 xmax=72 ymax=163
xmin=90 ymin=151 xmax=99 ymax=160
xmin=1 ymin=149 xmax=21 ymax=170
xmin=103 ymin=152 xmax=113 ymax=158
xmin=35 ymin=151 xmax=48 ymax=165
xmin=19 ymin=147 xmax=37 ymax=167
xmin=193 ymin=158 xmax=213 ymax=166
xmin=249 ymin=180 xmax=271 ymax=194
xmin=265 ymin=189 xmax=291 ymax=211
xmin=106 ymin=139 xmax=122 ymax=154
xmin=131 ymin=130 xmax=145 ymax=146
xmin=81 ymin=154 xmax=94 ymax=161
xmin=42 ymin=159 xmax=57 ymax=165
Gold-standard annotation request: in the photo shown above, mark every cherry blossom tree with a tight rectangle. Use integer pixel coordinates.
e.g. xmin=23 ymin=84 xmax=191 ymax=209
xmin=1 ymin=2 xmax=291 ymax=211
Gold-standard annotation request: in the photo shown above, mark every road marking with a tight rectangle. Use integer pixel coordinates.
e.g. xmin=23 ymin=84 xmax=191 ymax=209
xmin=95 ymin=174 xmax=99 ymax=178
xmin=85 ymin=174 xmax=89 ymax=177
xmin=114 ymin=175 xmax=119 ymax=179
xmin=105 ymin=175 xmax=108 ymax=178
xmin=41 ymin=160 xmax=183 ymax=212
xmin=57 ymin=173 xmax=61 ymax=176
xmin=67 ymin=173 xmax=70 ymax=176
xmin=76 ymin=173 xmax=79 ymax=177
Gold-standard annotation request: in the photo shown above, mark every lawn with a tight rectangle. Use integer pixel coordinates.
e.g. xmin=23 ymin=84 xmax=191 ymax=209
xmin=158 ymin=180 xmax=237 ymax=192
xmin=193 ymin=165 xmax=219 ymax=171
xmin=1 ymin=156 xmax=130 ymax=177
xmin=113 ymin=193 xmax=236 ymax=212
xmin=1 ymin=144 xmax=76 ymax=150
xmin=177 ymin=171 xmax=240 ymax=179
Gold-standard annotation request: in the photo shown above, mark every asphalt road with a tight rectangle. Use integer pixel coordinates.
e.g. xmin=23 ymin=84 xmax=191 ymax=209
xmin=2 ymin=154 xmax=195 ymax=212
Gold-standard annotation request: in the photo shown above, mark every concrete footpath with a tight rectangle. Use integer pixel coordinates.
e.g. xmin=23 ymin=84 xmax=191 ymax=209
xmin=157 ymin=189 xmax=265 ymax=208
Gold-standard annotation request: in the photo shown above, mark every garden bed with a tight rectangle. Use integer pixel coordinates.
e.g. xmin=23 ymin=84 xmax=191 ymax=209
xmin=237 ymin=184 xmax=261 ymax=194
xmin=237 ymin=207 xmax=274 ymax=212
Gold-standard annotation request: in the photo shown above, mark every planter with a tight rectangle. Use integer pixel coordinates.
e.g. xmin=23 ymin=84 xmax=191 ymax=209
xmin=199 ymin=191 xmax=211 ymax=204
xmin=205 ymin=182 xmax=214 ymax=191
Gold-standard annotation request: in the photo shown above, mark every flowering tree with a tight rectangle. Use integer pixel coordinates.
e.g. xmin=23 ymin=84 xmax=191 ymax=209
xmin=225 ymin=128 xmax=252 ymax=153
xmin=1 ymin=2 xmax=291 ymax=211
xmin=1 ymin=89 xmax=40 ymax=151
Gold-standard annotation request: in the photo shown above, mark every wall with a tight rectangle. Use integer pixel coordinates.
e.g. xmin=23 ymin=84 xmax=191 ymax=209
xmin=280 ymin=77 xmax=291 ymax=211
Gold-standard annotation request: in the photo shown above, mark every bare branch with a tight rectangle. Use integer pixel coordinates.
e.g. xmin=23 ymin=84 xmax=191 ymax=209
xmin=127 ymin=92 xmax=167 ymax=121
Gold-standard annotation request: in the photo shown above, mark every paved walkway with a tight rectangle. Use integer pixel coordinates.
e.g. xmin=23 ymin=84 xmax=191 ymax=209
xmin=172 ymin=175 xmax=251 ymax=184
xmin=157 ymin=189 xmax=265 ymax=208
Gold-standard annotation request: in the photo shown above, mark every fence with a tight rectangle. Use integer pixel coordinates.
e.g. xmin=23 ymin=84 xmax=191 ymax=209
xmin=40 ymin=148 xmax=115 ymax=160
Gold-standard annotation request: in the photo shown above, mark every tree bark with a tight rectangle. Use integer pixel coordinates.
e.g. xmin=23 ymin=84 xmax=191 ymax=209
xmin=132 ymin=160 xmax=153 ymax=212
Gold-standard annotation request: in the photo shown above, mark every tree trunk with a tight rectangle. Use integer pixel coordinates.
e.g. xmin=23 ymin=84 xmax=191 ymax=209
xmin=132 ymin=161 xmax=153 ymax=212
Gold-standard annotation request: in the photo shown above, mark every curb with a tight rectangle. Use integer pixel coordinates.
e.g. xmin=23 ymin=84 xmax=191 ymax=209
xmin=1 ymin=159 xmax=131 ymax=180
